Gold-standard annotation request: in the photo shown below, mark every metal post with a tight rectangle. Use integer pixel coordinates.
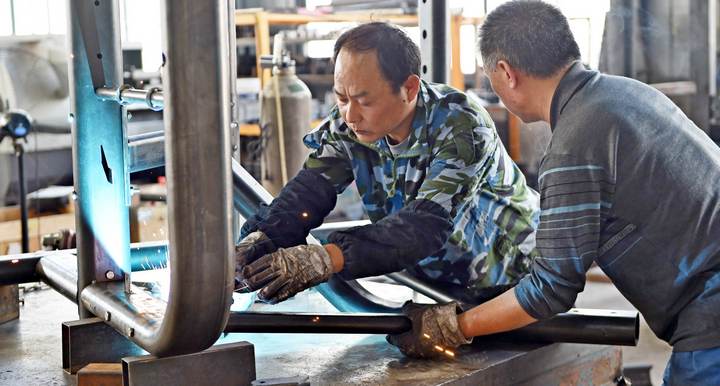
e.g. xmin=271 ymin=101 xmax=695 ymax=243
xmin=419 ymin=0 xmax=449 ymax=83
xmin=68 ymin=0 xmax=130 ymax=318
xmin=14 ymin=142 xmax=28 ymax=253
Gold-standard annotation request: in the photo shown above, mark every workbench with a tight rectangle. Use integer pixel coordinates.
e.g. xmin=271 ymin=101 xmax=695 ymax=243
xmin=1 ymin=284 xmax=622 ymax=385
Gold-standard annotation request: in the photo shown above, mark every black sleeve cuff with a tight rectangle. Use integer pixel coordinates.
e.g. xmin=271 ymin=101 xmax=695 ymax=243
xmin=328 ymin=199 xmax=453 ymax=279
xmin=241 ymin=169 xmax=337 ymax=248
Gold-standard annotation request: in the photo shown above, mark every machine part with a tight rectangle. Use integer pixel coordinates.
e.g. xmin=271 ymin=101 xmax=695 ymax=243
xmin=69 ymin=0 xmax=130 ymax=303
xmin=121 ymin=341 xmax=255 ymax=386
xmin=42 ymin=229 xmax=77 ymax=251
xmin=128 ymin=135 xmax=165 ymax=173
xmin=622 ymin=364 xmax=653 ymax=386
xmin=419 ymin=0 xmax=449 ymax=83
xmin=225 ymin=311 xmax=412 ymax=334
xmin=67 ymin=0 xmax=235 ymax=356
xmin=0 ymin=242 xmax=167 ymax=288
xmin=0 ymin=284 xmax=19 ymax=324
xmin=251 ymin=376 xmax=310 ymax=386
xmin=96 ymin=86 xmax=164 ymax=111
xmin=485 ymin=308 xmax=639 ymax=347
xmin=259 ymin=52 xmax=312 ymax=196
xmin=0 ymin=110 xmax=33 ymax=253
xmin=225 ymin=308 xmax=638 ymax=346
xmin=62 ymin=317 xmax=145 ymax=374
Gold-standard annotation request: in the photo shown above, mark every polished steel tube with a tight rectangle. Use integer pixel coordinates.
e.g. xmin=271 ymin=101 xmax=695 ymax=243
xmin=96 ymin=87 xmax=164 ymax=110
xmin=78 ymin=0 xmax=235 ymax=357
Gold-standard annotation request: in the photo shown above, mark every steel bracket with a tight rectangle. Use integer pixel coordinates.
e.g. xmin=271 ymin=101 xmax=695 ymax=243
xmin=62 ymin=317 xmax=145 ymax=374
xmin=121 ymin=341 xmax=256 ymax=386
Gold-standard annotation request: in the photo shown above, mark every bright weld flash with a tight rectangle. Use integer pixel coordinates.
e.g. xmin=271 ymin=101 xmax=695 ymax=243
xmin=312 ymin=316 xmax=320 ymax=322
xmin=423 ymin=333 xmax=431 ymax=339
xmin=434 ymin=345 xmax=444 ymax=352
xmin=300 ymin=211 xmax=309 ymax=218
xmin=11 ymin=259 xmax=19 ymax=264
xmin=444 ymin=350 xmax=455 ymax=358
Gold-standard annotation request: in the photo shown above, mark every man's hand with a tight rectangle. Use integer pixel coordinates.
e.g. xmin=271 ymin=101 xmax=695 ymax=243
xmin=387 ymin=301 xmax=472 ymax=359
xmin=239 ymin=244 xmax=334 ymax=303
xmin=234 ymin=231 xmax=276 ymax=292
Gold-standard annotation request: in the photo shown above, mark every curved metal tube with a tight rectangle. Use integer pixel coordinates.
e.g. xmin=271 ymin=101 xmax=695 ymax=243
xmin=75 ymin=0 xmax=234 ymax=357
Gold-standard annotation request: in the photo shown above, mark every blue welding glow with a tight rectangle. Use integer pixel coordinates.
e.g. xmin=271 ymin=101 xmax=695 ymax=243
xmin=72 ymin=26 xmax=131 ymax=276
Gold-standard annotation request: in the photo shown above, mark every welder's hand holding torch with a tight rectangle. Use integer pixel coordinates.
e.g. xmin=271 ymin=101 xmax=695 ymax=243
xmin=238 ymin=244 xmax=334 ymax=303
xmin=233 ymin=231 xmax=277 ymax=292
xmin=387 ymin=301 xmax=472 ymax=359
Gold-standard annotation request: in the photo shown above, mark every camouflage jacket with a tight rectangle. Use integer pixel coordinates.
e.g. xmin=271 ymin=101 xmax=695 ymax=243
xmin=304 ymin=81 xmax=539 ymax=293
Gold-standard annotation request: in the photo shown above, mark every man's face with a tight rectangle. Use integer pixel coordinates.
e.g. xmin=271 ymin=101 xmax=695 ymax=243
xmin=333 ymin=48 xmax=415 ymax=143
xmin=487 ymin=63 xmax=542 ymax=123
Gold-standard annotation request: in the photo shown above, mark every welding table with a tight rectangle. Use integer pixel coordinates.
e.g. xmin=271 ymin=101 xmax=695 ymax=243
xmin=1 ymin=285 xmax=622 ymax=386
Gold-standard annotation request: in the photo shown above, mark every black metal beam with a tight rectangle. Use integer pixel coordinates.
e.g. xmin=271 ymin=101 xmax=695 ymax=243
xmin=225 ymin=309 xmax=639 ymax=347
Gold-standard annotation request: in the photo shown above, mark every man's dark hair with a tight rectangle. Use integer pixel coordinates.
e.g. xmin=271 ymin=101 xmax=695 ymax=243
xmin=333 ymin=22 xmax=420 ymax=93
xmin=479 ymin=1 xmax=580 ymax=77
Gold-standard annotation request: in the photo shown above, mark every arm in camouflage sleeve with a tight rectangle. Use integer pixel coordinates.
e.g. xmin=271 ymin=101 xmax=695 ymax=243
xmin=329 ymin=117 xmax=497 ymax=279
xmin=240 ymin=119 xmax=355 ymax=248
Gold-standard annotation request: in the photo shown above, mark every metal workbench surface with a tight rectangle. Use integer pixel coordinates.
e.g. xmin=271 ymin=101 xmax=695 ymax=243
xmin=0 ymin=283 xmax=622 ymax=386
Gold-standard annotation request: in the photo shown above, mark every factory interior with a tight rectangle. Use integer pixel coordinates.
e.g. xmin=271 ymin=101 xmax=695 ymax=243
xmin=1 ymin=0 xmax=719 ymax=385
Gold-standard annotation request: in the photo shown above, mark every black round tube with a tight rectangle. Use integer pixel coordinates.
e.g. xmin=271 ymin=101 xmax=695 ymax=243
xmin=225 ymin=311 xmax=412 ymax=334
xmin=16 ymin=144 xmax=29 ymax=253
xmin=495 ymin=310 xmax=639 ymax=347
xmin=226 ymin=309 xmax=638 ymax=347
xmin=0 ymin=253 xmax=40 ymax=285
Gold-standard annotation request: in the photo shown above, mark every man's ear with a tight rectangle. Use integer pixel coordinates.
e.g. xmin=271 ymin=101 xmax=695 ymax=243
xmin=496 ymin=60 xmax=519 ymax=89
xmin=402 ymin=75 xmax=421 ymax=103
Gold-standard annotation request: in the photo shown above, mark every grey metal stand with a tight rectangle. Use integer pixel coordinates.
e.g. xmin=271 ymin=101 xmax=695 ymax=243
xmin=122 ymin=342 xmax=256 ymax=386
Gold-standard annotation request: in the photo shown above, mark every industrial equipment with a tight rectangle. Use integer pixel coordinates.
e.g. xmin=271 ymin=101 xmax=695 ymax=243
xmin=259 ymin=34 xmax=312 ymax=195
xmin=0 ymin=110 xmax=33 ymax=253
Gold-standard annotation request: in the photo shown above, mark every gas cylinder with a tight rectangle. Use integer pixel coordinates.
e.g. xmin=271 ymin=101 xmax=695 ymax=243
xmin=260 ymin=56 xmax=312 ymax=196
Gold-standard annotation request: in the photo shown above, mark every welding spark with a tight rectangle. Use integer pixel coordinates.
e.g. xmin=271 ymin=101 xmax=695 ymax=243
xmin=11 ymin=259 xmax=19 ymax=264
xmin=434 ymin=345 xmax=444 ymax=352
xmin=444 ymin=350 xmax=455 ymax=358
xmin=300 ymin=211 xmax=309 ymax=218
xmin=422 ymin=333 xmax=431 ymax=339
xmin=311 ymin=316 xmax=320 ymax=322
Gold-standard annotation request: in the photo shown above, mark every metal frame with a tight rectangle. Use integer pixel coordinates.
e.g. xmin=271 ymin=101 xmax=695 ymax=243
xmin=68 ymin=0 xmax=234 ymax=356
xmin=419 ymin=0 xmax=449 ymax=83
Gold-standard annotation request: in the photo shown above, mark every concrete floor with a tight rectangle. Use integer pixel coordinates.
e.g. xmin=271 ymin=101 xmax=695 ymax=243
xmin=0 ymin=278 xmax=671 ymax=385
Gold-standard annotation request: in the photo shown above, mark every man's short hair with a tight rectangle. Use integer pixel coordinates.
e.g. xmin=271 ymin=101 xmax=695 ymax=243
xmin=479 ymin=1 xmax=580 ymax=77
xmin=333 ymin=22 xmax=420 ymax=93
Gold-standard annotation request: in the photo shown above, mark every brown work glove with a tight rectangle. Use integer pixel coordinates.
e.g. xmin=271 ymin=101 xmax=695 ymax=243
xmin=239 ymin=244 xmax=334 ymax=304
xmin=386 ymin=301 xmax=472 ymax=359
xmin=234 ymin=231 xmax=276 ymax=292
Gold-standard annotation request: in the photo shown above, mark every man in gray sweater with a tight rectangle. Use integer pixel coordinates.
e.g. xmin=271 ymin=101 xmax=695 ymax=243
xmin=387 ymin=2 xmax=720 ymax=383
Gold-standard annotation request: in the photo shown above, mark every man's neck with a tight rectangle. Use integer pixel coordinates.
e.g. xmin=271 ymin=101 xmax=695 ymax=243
xmin=387 ymin=102 xmax=417 ymax=145
xmin=534 ymin=63 xmax=574 ymax=123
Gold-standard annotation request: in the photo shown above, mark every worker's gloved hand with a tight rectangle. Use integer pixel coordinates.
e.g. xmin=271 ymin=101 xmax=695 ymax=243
xmin=234 ymin=231 xmax=276 ymax=292
xmin=386 ymin=301 xmax=472 ymax=359
xmin=239 ymin=244 xmax=334 ymax=303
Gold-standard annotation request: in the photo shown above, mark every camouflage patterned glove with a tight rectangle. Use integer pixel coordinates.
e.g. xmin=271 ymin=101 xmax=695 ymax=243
xmin=239 ymin=244 xmax=333 ymax=304
xmin=234 ymin=231 xmax=276 ymax=292
xmin=386 ymin=301 xmax=472 ymax=359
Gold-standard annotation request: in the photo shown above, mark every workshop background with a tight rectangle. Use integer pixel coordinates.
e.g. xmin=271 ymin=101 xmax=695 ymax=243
xmin=1 ymin=0 xmax=718 ymax=385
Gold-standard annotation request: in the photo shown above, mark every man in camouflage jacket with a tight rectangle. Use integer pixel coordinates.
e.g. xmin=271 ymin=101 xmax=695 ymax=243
xmin=235 ymin=22 xmax=539 ymax=308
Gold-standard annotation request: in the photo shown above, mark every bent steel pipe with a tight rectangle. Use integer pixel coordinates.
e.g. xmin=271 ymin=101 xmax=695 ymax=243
xmin=70 ymin=0 xmax=234 ymax=357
